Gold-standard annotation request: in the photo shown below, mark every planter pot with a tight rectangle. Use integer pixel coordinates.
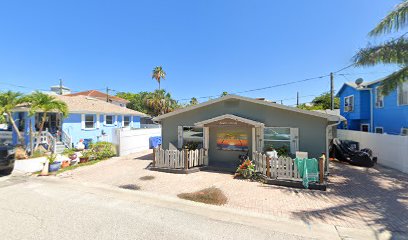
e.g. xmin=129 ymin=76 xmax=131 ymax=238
xmin=61 ymin=160 xmax=70 ymax=168
xmin=49 ymin=162 xmax=61 ymax=172
xmin=79 ymin=157 xmax=89 ymax=164
xmin=68 ymin=154 xmax=77 ymax=160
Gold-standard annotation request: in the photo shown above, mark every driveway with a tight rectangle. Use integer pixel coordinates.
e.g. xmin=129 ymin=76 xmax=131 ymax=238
xmin=59 ymin=150 xmax=408 ymax=236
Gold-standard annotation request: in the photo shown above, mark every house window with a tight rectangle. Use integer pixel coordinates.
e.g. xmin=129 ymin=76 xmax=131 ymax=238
xmin=85 ymin=115 xmax=95 ymax=129
xmin=361 ymin=124 xmax=369 ymax=132
xmin=398 ymin=82 xmax=408 ymax=105
xmin=344 ymin=95 xmax=354 ymax=112
xmin=182 ymin=126 xmax=203 ymax=149
xmin=123 ymin=116 xmax=130 ymax=127
xmin=375 ymin=87 xmax=384 ymax=108
xmin=401 ymin=128 xmax=408 ymax=136
xmin=375 ymin=127 xmax=383 ymax=134
xmin=264 ymin=127 xmax=291 ymax=154
xmin=105 ymin=115 xmax=114 ymax=125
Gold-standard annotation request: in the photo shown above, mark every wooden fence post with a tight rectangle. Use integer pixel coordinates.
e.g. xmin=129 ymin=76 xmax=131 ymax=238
xmin=266 ymin=157 xmax=271 ymax=178
xmin=319 ymin=154 xmax=325 ymax=184
xmin=184 ymin=149 xmax=189 ymax=170
xmin=152 ymin=147 xmax=156 ymax=167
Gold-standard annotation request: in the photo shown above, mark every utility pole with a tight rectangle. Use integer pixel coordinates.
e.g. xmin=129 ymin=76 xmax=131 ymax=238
xmin=106 ymin=87 xmax=113 ymax=102
xmin=330 ymin=72 xmax=334 ymax=110
xmin=296 ymin=91 xmax=299 ymax=107
xmin=280 ymin=100 xmax=283 ymax=105
xmin=59 ymin=79 xmax=63 ymax=95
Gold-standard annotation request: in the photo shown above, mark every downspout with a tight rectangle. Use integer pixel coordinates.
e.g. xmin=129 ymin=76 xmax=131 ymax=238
xmin=325 ymin=118 xmax=342 ymax=175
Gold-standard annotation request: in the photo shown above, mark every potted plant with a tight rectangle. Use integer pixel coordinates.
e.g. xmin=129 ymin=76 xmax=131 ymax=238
xmin=48 ymin=154 xmax=61 ymax=172
xmin=79 ymin=150 xmax=92 ymax=163
xmin=63 ymin=148 xmax=77 ymax=160
xmin=265 ymin=146 xmax=277 ymax=158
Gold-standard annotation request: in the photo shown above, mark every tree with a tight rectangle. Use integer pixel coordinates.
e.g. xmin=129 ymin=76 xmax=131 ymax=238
xmin=354 ymin=1 xmax=408 ymax=95
xmin=189 ymin=97 xmax=198 ymax=105
xmin=221 ymin=91 xmax=228 ymax=97
xmin=145 ymin=89 xmax=180 ymax=116
xmin=297 ymin=92 xmax=339 ymax=110
xmin=116 ymin=91 xmax=150 ymax=113
xmin=27 ymin=91 xmax=68 ymax=149
xmin=152 ymin=66 xmax=166 ymax=90
xmin=0 ymin=91 xmax=26 ymax=144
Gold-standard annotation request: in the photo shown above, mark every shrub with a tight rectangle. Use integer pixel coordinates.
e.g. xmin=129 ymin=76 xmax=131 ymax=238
xmin=177 ymin=187 xmax=227 ymax=205
xmin=31 ymin=149 xmax=46 ymax=159
xmin=62 ymin=148 xmax=76 ymax=156
xmin=235 ymin=159 xmax=255 ymax=179
xmin=90 ymin=141 xmax=116 ymax=160
xmin=47 ymin=154 xmax=57 ymax=164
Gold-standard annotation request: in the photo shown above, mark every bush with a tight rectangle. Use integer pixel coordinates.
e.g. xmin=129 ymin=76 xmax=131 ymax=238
xmin=235 ymin=159 xmax=255 ymax=179
xmin=90 ymin=142 xmax=116 ymax=160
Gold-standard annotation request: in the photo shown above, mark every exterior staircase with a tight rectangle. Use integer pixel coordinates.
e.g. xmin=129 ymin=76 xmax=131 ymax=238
xmin=55 ymin=141 xmax=68 ymax=154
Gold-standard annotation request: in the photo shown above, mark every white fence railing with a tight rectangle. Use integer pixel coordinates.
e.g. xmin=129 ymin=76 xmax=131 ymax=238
xmin=33 ymin=131 xmax=56 ymax=153
xmin=338 ymin=129 xmax=408 ymax=174
xmin=252 ymin=152 xmax=302 ymax=180
xmin=112 ymin=128 xmax=161 ymax=156
xmin=61 ymin=130 xmax=72 ymax=148
xmin=153 ymin=148 xmax=208 ymax=169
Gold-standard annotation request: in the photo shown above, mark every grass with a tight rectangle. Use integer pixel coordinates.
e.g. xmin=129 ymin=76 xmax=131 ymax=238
xmin=139 ymin=175 xmax=155 ymax=181
xmin=119 ymin=184 xmax=141 ymax=190
xmin=56 ymin=159 xmax=104 ymax=174
xmin=177 ymin=187 xmax=228 ymax=205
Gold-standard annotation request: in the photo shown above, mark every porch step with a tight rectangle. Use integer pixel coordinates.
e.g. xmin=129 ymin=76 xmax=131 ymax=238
xmin=55 ymin=143 xmax=67 ymax=154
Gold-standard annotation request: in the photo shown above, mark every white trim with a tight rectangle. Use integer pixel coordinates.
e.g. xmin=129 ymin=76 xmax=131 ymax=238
xmin=344 ymin=95 xmax=354 ymax=112
xmin=194 ymin=114 xmax=265 ymax=127
xmin=360 ymin=124 xmax=370 ymax=132
xmin=104 ymin=115 xmax=115 ymax=126
xmin=123 ymin=115 xmax=131 ymax=128
xmin=375 ymin=127 xmax=384 ymax=134
xmin=397 ymin=82 xmax=408 ymax=106
xmin=375 ymin=86 xmax=384 ymax=108
xmin=83 ymin=114 xmax=96 ymax=130
xmin=153 ymin=95 xmax=343 ymax=122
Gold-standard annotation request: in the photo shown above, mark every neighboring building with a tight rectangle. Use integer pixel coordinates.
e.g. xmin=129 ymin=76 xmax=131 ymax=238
xmin=153 ymin=95 xmax=344 ymax=171
xmin=66 ymin=90 xmax=129 ymax=107
xmin=337 ymin=78 xmax=408 ymax=135
xmin=50 ymin=85 xmax=72 ymax=95
xmin=11 ymin=95 xmax=147 ymax=149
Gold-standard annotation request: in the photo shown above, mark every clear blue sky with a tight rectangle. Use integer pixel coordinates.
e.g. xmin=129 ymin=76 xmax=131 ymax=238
xmin=0 ymin=0 xmax=402 ymax=105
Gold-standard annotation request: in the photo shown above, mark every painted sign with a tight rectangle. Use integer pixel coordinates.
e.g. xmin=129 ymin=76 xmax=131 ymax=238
xmin=216 ymin=132 xmax=248 ymax=151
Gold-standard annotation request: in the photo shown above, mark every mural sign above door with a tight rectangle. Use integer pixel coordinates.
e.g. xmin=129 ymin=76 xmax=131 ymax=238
xmin=216 ymin=132 xmax=248 ymax=151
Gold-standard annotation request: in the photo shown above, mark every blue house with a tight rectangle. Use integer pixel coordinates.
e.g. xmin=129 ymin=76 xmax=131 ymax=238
xmin=11 ymin=94 xmax=147 ymax=151
xmin=337 ymin=78 xmax=408 ymax=135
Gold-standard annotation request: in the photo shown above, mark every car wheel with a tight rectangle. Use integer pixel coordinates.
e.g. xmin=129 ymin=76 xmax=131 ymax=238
xmin=0 ymin=168 xmax=13 ymax=176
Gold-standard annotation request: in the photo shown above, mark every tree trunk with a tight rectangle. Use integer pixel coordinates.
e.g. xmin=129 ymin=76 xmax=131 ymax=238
xmin=7 ymin=112 xmax=25 ymax=145
xmin=158 ymin=80 xmax=161 ymax=90
xmin=35 ymin=113 xmax=47 ymax=150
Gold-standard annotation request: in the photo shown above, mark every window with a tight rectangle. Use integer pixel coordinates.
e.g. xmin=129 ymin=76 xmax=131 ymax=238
xmin=182 ymin=126 xmax=203 ymax=149
xmin=402 ymin=128 xmax=408 ymax=136
xmin=344 ymin=95 xmax=354 ymax=112
xmin=264 ymin=127 xmax=291 ymax=154
xmin=375 ymin=127 xmax=383 ymax=134
xmin=361 ymin=124 xmax=369 ymax=132
xmin=85 ymin=115 xmax=95 ymax=129
xmin=105 ymin=115 xmax=114 ymax=125
xmin=398 ymin=82 xmax=408 ymax=105
xmin=375 ymin=87 xmax=384 ymax=108
xmin=123 ymin=116 xmax=130 ymax=127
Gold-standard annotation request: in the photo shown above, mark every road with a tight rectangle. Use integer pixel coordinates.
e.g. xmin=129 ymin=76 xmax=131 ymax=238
xmin=0 ymin=174 xmax=390 ymax=240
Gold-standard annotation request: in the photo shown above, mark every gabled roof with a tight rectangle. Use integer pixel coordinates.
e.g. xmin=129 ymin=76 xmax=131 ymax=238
xmin=194 ymin=114 xmax=265 ymax=127
xmin=65 ymin=90 xmax=130 ymax=103
xmin=336 ymin=77 xmax=387 ymax=97
xmin=14 ymin=95 xmax=147 ymax=117
xmin=153 ymin=95 xmax=343 ymax=122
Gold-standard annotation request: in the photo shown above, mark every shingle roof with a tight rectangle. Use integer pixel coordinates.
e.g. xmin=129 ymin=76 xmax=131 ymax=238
xmin=65 ymin=90 xmax=130 ymax=103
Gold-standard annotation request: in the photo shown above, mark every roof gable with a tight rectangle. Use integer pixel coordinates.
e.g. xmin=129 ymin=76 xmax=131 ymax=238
xmin=66 ymin=90 xmax=130 ymax=103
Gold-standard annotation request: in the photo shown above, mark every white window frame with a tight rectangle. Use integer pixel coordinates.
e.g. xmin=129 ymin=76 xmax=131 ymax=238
xmin=263 ymin=127 xmax=299 ymax=155
xmin=401 ymin=128 xmax=408 ymax=136
xmin=104 ymin=115 xmax=115 ymax=125
xmin=123 ymin=115 xmax=131 ymax=128
xmin=360 ymin=124 xmax=370 ymax=132
xmin=375 ymin=86 xmax=384 ymax=108
xmin=375 ymin=127 xmax=383 ymax=134
xmin=178 ymin=126 xmax=204 ymax=149
xmin=398 ymin=82 xmax=408 ymax=106
xmin=83 ymin=114 xmax=96 ymax=130
xmin=344 ymin=95 xmax=354 ymax=112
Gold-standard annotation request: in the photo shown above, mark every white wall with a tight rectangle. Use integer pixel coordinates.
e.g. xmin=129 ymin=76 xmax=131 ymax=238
xmin=338 ymin=129 xmax=408 ymax=174
xmin=112 ymin=128 xmax=161 ymax=156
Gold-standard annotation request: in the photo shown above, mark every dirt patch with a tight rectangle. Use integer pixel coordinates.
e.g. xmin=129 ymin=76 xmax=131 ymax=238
xmin=177 ymin=187 xmax=227 ymax=205
xmin=119 ymin=184 xmax=141 ymax=190
xmin=139 ymin=175 xmax=155 ymax=181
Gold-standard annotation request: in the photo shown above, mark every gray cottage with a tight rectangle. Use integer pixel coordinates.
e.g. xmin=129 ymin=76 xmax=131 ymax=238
xmin=153 ymin=95 xmax=343 ymax=171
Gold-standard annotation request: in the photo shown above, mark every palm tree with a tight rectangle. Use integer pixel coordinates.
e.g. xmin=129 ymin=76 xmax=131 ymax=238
xmin=189 ymin=97 xmax=198 ymax=105
xmin=27 ymin=91 xmax=68 ymax=150
xmin=152 ymin=66 xmax=166 ymax=90
xmin=145 ymin=90 xmax=179 ymax=116
xmin=0 ymin=91 xmax=26 ymax=144
xmin=354 ymin=1 xmax=408 ymax=95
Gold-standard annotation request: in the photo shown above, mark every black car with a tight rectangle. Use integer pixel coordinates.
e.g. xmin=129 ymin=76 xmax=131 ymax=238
xmin=0 ymin=145 xmax=15 ymax=175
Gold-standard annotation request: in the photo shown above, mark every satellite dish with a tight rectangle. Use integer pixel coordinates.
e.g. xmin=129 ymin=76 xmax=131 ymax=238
xmin=355 ymin=78 xmax=364 ymax=86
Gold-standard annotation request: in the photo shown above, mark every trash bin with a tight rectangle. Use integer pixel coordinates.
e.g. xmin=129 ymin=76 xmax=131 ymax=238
xmin=149 ymin=136 xmax=162 ymax=149
xmin=342 ymin=140 xmax=359 ymax=150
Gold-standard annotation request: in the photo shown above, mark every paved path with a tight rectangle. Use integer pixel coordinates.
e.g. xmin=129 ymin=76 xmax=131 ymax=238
xmin=59 ymin=150 xmax=408 ymax=238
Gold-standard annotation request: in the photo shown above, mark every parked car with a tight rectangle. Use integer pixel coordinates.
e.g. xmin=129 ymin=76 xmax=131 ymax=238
xmin=0 ymin=145 xmax=15 ymax=175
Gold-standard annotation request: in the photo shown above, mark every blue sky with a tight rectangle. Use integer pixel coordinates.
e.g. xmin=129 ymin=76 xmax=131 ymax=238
xmin=0 ymin=0 xmax=402 ymax=105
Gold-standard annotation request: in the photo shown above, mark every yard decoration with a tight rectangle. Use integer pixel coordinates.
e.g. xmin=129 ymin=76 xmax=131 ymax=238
xmin=235 ymin=159 xmax=255 ymax=179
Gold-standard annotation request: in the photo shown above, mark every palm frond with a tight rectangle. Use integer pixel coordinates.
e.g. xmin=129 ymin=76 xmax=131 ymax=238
xmin=379 ymin=66 xmax=408 ymax=95
xmin=353 ymin=38 xmax=408 ymax=66
xmin=370 ymin=1 xmax=408 ymax=36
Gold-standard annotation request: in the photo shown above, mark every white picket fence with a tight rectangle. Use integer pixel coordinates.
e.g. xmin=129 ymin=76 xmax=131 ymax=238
xmin=154 ymin=148 xmax=208 ymax=169
xmin=252 ymin=152 xmax=302 ymax=180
